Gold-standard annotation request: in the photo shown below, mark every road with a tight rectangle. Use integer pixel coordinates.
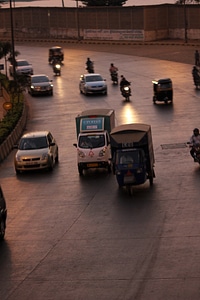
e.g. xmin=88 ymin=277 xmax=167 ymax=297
xmin=0 ymin=43 xmax=200 ymax=300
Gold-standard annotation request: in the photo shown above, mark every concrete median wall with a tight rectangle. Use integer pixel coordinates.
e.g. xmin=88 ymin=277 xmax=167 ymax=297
xmin=0 ymin=5 xmax=200 ymax=42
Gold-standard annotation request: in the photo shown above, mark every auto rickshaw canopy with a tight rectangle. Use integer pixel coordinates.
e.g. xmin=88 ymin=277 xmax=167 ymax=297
xmin=152 ymin=78 xmax=172 ymax=92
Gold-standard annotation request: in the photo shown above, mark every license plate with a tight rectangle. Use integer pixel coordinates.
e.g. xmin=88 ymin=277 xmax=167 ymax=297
xmin=87 ymin=163 xmax=98 ymax=167
xmin=124 ymin=176 xmax=135 ymax=184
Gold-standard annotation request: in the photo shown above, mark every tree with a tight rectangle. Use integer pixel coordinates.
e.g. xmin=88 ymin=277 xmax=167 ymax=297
xmin=0 ymin=41 xmax=20 ymax=77
xmin=79 ymin=0 xmax=127 ymax=6
xmin=8 ymin=75 xmax=29 ymax=102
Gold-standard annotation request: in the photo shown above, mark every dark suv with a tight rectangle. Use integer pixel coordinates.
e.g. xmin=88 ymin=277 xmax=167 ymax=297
xmin=0 ymin=185 xmax=7 ymax=240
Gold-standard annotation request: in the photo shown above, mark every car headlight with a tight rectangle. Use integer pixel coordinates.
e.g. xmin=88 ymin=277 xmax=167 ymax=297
xmin=15 ymin=155 xmax=22 ymax=162
xmin=78 ymin=150 xmax=85 ymax=158
xmin=99 ymin=147 xmax=106 ymax=157
xmin=42 ymin=153 xmax=49 ymax=160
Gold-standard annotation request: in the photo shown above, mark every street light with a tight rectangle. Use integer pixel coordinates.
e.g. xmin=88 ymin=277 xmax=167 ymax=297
xmin=9 ymin=0 xmax=16 ymax=79
xmin=184 ymin=0 xmax=188 ymax=43
xmin=76 ymin=0 xmax=80 ymax=41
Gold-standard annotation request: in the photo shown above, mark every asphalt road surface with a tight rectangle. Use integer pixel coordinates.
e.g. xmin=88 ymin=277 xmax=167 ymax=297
xmin=0 ymin=42 xmax=200 ymax=300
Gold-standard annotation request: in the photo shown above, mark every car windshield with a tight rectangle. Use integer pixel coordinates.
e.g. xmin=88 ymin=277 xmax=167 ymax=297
xmin=86 ymin=75 xmax=103 ymax=82
xmin=117 ymin=150 xmax=141 ymax=164
xmin=17 ymin=61 xmax=29 ymax=66
xmin=19 ymin=137 xmax=48 ymax=150
xmin=79 ymin=135 xmax=105 ymax=149
xmin=32 ymin=76 xmax=49 ymax=83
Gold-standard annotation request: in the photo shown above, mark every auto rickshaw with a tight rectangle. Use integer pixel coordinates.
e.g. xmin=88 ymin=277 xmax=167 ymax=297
xmin=152 ymin=78 xmax=173 ymax=104
xmin=48 ymin=46 xmax=64 ymax=64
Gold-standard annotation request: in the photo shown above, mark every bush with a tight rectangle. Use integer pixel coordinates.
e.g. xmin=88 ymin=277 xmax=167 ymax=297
xmin=0 ymin=74 xmax=24 ymax=145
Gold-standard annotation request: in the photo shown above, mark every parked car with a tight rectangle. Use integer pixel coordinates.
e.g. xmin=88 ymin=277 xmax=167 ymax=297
xmin=79 ymin=73 xmax=107 ymax=95
xmin=9 ymin=59 xmax=33 ymax=76
xmin=0 ymin=185 xmax=7 ymax=240
xmin=28 ymin=74 xmax=53 ymax=96
xmin=14 ymin=131 xmax=59 ymax=174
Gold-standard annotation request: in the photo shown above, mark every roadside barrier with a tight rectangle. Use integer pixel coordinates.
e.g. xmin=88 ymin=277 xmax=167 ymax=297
xmin=0 ymin=101 xmax=28 ymax=163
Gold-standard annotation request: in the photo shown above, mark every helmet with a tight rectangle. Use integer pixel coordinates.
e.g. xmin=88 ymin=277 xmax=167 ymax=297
xmin=193 ymin=128 xmax=199 ymax=134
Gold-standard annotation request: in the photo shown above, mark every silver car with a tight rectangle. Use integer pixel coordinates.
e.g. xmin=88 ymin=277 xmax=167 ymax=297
xmin=9 ymin=59 xmax=33 ymax=76
xmin=14 ymin=131 xmax=59 ymax=174
xmin=28 ymin=74 xmax=53 ymax=96
xmin=79 ymin=73 xmax=107 ymax=95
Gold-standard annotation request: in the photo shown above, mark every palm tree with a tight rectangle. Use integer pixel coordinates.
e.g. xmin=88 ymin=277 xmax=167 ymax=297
xmin=0 ymin=41 xmax=20 ymax=77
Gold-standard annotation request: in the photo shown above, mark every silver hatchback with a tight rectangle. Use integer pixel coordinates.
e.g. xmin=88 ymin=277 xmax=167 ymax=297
xmin=14 ymin=131 xmax=59 ymax=174
xmin=79 ymin=73 xmax=107 ymax=95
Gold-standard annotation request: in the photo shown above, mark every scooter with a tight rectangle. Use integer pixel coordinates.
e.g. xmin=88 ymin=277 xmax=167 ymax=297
xmin=187 ymin=142 xmax=200 ymax=164
xmin=121 ymin=84 xmax=131 ymax=101
xmin=111 ymin=71 xmax=118 ymax=85
xmin=86 ymin=62 xmax=94 ymax=73
xmin=192 ymin=144 xmax=200 ymax=163
xmin=53 ymin=62 xmax=61 ymax=76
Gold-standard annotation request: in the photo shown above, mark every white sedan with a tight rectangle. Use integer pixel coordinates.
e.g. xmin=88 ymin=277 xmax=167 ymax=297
xmin=79 ymin=73 xmax=107 ymax=95
xmin=9 ymin=59 xmax=33 ymax=76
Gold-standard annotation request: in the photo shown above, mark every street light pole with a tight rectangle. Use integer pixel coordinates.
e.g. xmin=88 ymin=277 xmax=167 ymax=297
xmin=76 ymin=0 xmax=80 ymax=41
xmin=9 ymin=0 xmax=16 ymax=79
xmin=184 ymin=0 xmax=188 ymax=43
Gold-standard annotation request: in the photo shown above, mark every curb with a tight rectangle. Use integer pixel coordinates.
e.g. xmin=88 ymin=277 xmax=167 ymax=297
xmin=1 ymin=37 xmax=200 ymax=47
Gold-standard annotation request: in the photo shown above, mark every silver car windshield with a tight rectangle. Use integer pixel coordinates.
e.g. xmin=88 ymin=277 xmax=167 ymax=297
xmin=19 ymin=137 xmax=48 ymax=150
xmin=17 ymin=61 xmax=29 ymax=66
xmin=86 ymin=75 xmax=102 ymax=82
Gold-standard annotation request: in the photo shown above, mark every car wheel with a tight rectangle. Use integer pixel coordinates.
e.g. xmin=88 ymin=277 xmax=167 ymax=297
xmin=55 ymin=149 xmax=59 ymax=163
xmin=15 ymin=168 xmax=21 ymax=175
xmin=108 ymin=164 xmax=111 ymax=173
xmin=78 ymin=166 xmax=83 ymax=176
xmin=48 ymin=157 xmax=54 ymax=171
xmin=0 ymin=218 xmax=5 ymax=240
xmin=50 ymin=90 xmax=53 ymax=96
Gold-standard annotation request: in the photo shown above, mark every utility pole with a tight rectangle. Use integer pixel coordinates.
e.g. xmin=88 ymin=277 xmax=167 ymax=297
xmin=184 ymin=0 xmax=188 ymax=43
xmin=9 ymin=0 xmax=16 ymax=79
xmin=76 ymin=0 xmax=80 ymax=41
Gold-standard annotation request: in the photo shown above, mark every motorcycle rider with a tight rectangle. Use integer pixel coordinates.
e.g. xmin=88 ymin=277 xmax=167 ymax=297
xmin=192 ymin=65 xmax=200 ymax=86
xmin=120 ymin=75 xmax=131 ymax=94
xmin=109 ymin=63 xmax=118 ymax=75
xmin=189 ymin=128 xmax=200 ymax=161
xmin=52 ymin=58 xmax=61 ymax=75
xmin=86 ymin=58 xmax=94 ymax=73
xmin=109 ymin=63 xmax=118 ymax=83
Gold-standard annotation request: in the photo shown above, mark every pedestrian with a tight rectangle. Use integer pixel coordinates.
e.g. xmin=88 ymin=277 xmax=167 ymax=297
xmin=195 ymin=50 xmax=199 ymax=66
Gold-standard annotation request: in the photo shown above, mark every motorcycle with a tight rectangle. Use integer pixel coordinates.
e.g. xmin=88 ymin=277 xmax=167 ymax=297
xmin=53 ymin=62 xmax=61 ymax=76
xmin=192 ymin=66 xmax=200 ymax=89
xmin=121 ymin=84 xmax=131 ymax=101
xmin=110 ymin=71 xmax=118 ymax=85
xmin=192 ymin=144 xmax=200 ymax=163
xmin=86 ymin=61 xmax=94 ymax=73
xmin=187 ymin=142 xmax=200 ymax=164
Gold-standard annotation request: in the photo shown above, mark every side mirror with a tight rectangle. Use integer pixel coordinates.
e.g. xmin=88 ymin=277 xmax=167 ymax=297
xmin=73 ymin=143 xmax=77 ymax=148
